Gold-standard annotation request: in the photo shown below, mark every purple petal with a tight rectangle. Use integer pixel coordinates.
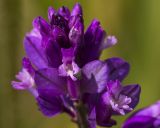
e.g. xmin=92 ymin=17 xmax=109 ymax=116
xmin=45 ymin=38 xmax=62 ymax=68
xmin=82 ymin=60 xmax=108 ymax=92
xmin=58 ymin=6 xmax=70 ymax=20
xmin=105 ymin=57 xmax=130 ymax=81
xmin=71 ymin=3 xmax=82 ymax=16
xmin=35 ymin=68 xmax=67 ymax=95
xmin=24 ymin=36 xmax=48 ymax=68
xmin=37 ymin=86 xmax=63 ymax=117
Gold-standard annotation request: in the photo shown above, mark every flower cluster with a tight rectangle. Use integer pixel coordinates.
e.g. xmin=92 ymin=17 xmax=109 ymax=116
xmin=11 ymin=3 xmax=143 ymax=128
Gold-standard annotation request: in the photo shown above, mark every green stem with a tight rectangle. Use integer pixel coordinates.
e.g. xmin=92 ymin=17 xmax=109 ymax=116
xmin=75 ymin=102 xmax=89 ymax=128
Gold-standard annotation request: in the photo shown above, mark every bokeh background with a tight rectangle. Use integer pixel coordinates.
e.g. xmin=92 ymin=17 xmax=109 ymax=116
xmin=0 ymin=0 xmax=160 ymax=128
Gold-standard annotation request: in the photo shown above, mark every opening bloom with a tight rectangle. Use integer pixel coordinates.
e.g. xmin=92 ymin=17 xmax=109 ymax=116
xmin=123 ymin=101 xmax=160 ymax=128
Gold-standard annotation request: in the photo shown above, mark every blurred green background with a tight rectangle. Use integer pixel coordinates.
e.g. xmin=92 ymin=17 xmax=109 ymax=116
xmin=0 ymin=0 xmax=160 ymax=128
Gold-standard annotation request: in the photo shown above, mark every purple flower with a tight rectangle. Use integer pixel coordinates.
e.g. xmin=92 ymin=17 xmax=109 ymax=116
xmin=12 ymin=3 xmax=141 ymax=128
xmin=123 ymin=101 xmax=160 ymax=128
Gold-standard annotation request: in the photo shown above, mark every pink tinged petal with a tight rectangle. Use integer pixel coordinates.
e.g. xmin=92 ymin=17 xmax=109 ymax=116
xmin=103 ymin=81 xmax=137 ymax=115
xmin=12 ymin=68 xmax=35 ymax=90
xmin=59 ymin=48 xmax=80 ymax=80
xmin=101 ymin=35 xmax=117 ymax=49
xmin=48 ymin=6 xmax=56 ymax=22
xmin=58 ymin=61 xmax=80 ymax=81
xmin=24 ymin=36 xmax=48 ymax=68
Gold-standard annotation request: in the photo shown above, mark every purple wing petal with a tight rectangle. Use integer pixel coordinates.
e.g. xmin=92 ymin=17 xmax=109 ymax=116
xmin=35 ymin=68 xmax=67 ymax=95
xmin=37 ymin=86 xmax=63 ymax=117
xmin=105 ymin=57 xmax=130 ymax=81
xmin=80 ymin=73 xmax=98 ymax=94
xmin=82 ymin=60 xmax=108 ymax=92
xmin=24 ymin=36 xmax=48 ymax=68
